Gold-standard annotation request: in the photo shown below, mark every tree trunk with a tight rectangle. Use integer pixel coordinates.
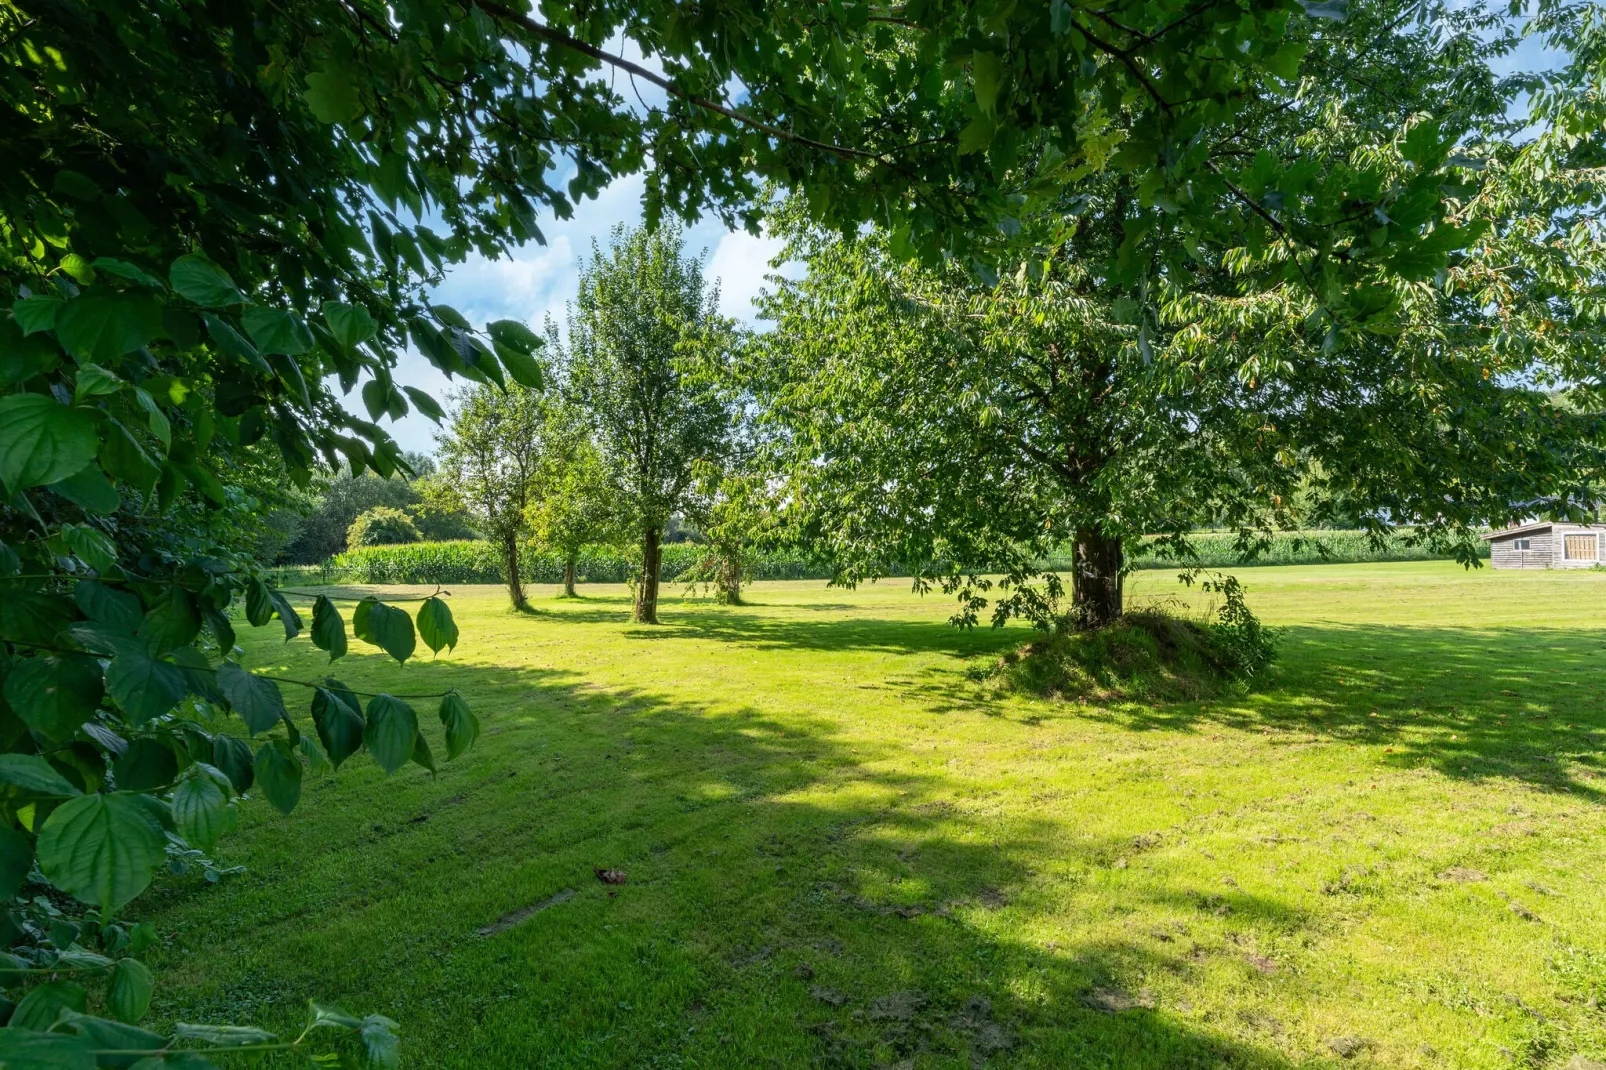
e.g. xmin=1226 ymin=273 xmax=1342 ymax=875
xmin=716 ymin=548 xmax=742 ymax=605
xmin=562 ymin=554 xmax=577 ymax=598
xmin=503 ymin=534 xmax=528 ymax=611
xmin=634 ymin=524 xmax=661 ymax=624
xmin=1072 ymin=527 xmax=1123 ymax=628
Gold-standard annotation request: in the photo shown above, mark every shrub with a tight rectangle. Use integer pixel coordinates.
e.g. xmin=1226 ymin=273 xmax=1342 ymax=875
xmin=347 ymin=506 xmax=422 ymax=547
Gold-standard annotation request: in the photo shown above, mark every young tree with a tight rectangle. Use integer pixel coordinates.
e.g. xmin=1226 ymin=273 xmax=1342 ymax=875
xmin=435 ymin=384 xmax=549 ymax=610
xmin=528 ymin=408 xmax=625 ymax=597
xmin=561 ymin=226 xmax=735 ymax=623
xmin=679 ymin=459 xmax=776 ymax=605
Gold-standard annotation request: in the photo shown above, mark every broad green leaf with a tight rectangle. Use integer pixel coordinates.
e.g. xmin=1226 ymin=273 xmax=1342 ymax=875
xmin=4 ymin=654 xmax=103 ymax=740
xmin=0 ymin=1028 xmax=94 ymax=1070
xmin=0 ymin=754 xmax=82 ymax=797
xmin=487 ymin=319 xmax=541 ymax=353
xmin=216 ymin=662 xmax=287 ymax=736
xmin=74 ymin=580 xmax=142 ymax=632
xmin=361 ymin=1015 xmax=401 ymax=1068
xmin=133 ymin=388 xmax=169 ymax=448
xmin=136 ymin=587 xmax=201 ymax=654
xmin=12 ymin=295 xmax=63 ymax=335
xmin=356 ymin=601 xmax=415 ymax=664
xmin=210 ymin=735 xmax=254 ymax=793
xmin=8 ymin=979 xmax=87 ymax=1031
xmin=429 ymin=303 xmax=472 ymax=330
xmin=240 ymin=306 xmax=313 ymax=356
xmin=304 ymin=67 xmax=362 ymax=123
xmin=0 ymin=591 xmax=76 ymax=645
xmin=298 ymin=733 xmax=332 ymax=775
xmin=172 ymin=1023 xmax=277 ymax=1046
xmin=203 ymin=606 xmax=236 ymax=652
xmin=269 ymin=590 xmax=303 ymax=641
xmin=99 ymin=418 xmax=159 ymax=496
xmin=310 ymin=595 xmax=347 ymax=661
xmin=312 ymin=684 xmax=364 ymax=768
xmin=91 ymin=257 xmax=163 ymax=288
xmin=493 ymin=339 xmax=544 ymax=390
xmin=363 ymin=695 xmax=418 ymax=774
xmin=54 ymin=293 xmax=163 ymax=363
xmin=48 ymin=466 xmax=120 ymax=514
xmin=59 ymin=253 xmax=95 ymax=284
xmin=402 ymin=386 xmax=445 ymax=423
xmin=253 ymin=740 xmax=301 ymax=815
xmin=0 ymin=824 xmax=33 ymax=899
xmin=322 ymin=301 xmax=376 ymax=349
xmin=410 ymin=729 xmax=436 ymax=773
xmin=57 ymin=1014 xmax=165 ymax=1062
xmin=169 ymin=254 xmax=243 ymax=307
xmin=72 ymin=362 xmax=122 ymax=400
xmin=61 ymin=523 xmax=119 ymax=570
xmin=202 ymin=313 xmax=272 ymax=375
xmin=112 ymin=739 xmax=178 ymax=793
xmin=0 ymin=394 xmax=98 ymax=490
xmin=972 ymin=51 xmax=1004 ymax=115
xmin=244 ymin=578 xmax=274 ymax=627
xmin=306 ymin=1001 xmax=362 ymax=1031
xmin=171 ymin=774 xmax=228 ymax=851
xmin=352 ymin=596 xmax=376 ymax=641
xmin=36 ymin=793 xmax=169 ymax=912
xmin=105 ymin=650 xmax=187 ymax=725
xmin=106 ymin=959 xmax=154 ymax=1024
xmin=416 ymin=596 xmax=458 ymax=655
xmin=438 ymin=692 xmax=479 ymax=761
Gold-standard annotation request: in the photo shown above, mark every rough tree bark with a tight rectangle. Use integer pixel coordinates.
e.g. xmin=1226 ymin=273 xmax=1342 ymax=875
xmin=502 ymin=533 xmax=528 ymax=611
xmin=1072 ymin=527 xmax=1123 ymax=628
xmin=715 ymin=549 xmax=743 ymax=605
xmin=562 ymin=555 xmax=577 ymax=598
xmin=634 ymin=523 xmax=661 ymax=623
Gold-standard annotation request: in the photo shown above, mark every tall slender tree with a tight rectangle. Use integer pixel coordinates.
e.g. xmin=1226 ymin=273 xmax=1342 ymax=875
xmin=528 ymin=404 xmax=625 ymax=598
xmin=561 ymin=225 xmax=735 ymax=623
xmin=434 ymin=383 xmax=549 ymax=610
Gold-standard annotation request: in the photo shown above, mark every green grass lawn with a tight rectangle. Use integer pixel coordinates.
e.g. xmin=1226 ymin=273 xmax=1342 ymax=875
xmin=139 ymin=562 xmax=1606 ymax=1068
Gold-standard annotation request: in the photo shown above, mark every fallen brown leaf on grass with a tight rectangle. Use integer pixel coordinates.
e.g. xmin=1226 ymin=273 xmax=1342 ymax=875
xmin=594 ymin=867 xmax=628 ymax=885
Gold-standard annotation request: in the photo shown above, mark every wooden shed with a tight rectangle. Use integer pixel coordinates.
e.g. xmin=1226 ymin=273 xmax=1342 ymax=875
xmin=1483 ymin=521 xmax=1606 ymax=570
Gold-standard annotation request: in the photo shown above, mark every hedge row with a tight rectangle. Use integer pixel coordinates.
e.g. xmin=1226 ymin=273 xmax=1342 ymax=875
xmin=263 ymin=530 xmax=1481 ymax=587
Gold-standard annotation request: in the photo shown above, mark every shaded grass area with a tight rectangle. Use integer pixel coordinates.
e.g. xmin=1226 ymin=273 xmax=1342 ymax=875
xmin=139 ymin=563 xmax=1606 ymax=1068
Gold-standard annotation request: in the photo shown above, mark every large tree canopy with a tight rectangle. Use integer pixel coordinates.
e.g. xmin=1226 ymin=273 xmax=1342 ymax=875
xmin=745 ymin=0 xmax=1606 ymax=628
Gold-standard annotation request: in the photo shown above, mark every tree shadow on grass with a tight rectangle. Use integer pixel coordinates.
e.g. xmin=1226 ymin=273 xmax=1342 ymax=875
xmin=142 ymin=648 xmax=1312 ymax=1069
xmin=912 ymin=622 xmax=1606 ymax=799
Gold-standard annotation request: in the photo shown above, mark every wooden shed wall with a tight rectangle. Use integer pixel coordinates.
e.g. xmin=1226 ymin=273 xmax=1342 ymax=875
xmin=1489 ymin=531 xmax=1554 ymax=569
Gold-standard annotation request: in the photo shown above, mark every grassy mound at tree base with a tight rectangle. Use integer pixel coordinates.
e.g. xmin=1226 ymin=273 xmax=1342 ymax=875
xmin=987 ymin=611 xmax=1265 ymax=702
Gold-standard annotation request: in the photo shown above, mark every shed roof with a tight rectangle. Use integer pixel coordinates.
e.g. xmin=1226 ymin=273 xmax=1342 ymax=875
xmin=1481 ymin=521 xmax=1606 ymax=541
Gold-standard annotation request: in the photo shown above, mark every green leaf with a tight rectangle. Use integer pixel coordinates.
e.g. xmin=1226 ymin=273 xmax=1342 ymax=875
xmin=58 ymin=253 xmax=96 ymax=285
xmin=304 ymin=67 xmax=362 ymax=123
xmin=244 ymin=579 xmax=274 ymax=628
xmin=298 ymin=733 xmax=331 ymax=776
xmin=0 ymin=394 xmax=98 ymax=490
xmin=61 ymin=523 xmax=119 ymax=570
xmin=58 ymin=1013 xmax=166 ymax=1062
xmin=361 ymin=1014 xmax=401 ymax=1068
xmin=410 ymin=729 xmax=436 ymax=773
xmin=216 ymin=662 xmax=287 ymax=736
xmin=74 ymin=580 xmax=141 ymax=631
xmin=415 ymin=596 xmax=458 ymax=655
xmin=0 ymin=592 xmax=75 ymax=645
xmin=269 ymin=590 xmax=303 ymax=641
xmin=99 ymin=419 xmax=159 ymax=497
xmin=363 ymin=695 xmax=418 ymax=774
xmin=169 ymin=254 xmax=243 ymax=307
xmin=352 ymin=596 xmax=377 ymax=641
xmin=240 ymin=306 xmax=313 ymax=356
xmin=202 ymin=313 xmax=272 ymax=375
xmin=402 ymin=386 xmax=445 ymax=423
xmin=0 ymin=1028 xmax=94 ymax=1070
xmin=203 ymin=606 xmax=236 ymax=653
xmin=4 ymin=654 xmax=104 ymax=740
xmin=429 ymin=303 xmax=472 ymax=330
xmin=492 ymin=339 xmax=544 ymax=390
xmin=971 ymin=51 xmax=1004 ymax=115
xmin=71 ymin=362 xmax=122 ymax=401
xmin=210 ymin=735 xmax=254 ymax=793
xmin=312 ymin=685 xmax=364 ymax=769
xmin=137 ymin=587 xmax=201 ymax=654
xmin=322 ymin=301 xmax=376 ymax=349
xmin=105 ymin=650 xmax=187 ymax=726
xmin=106 ymin=959 xmax=154 ymax=1024
xmin=12 ymin=295 xmax=63 ymax=335
xmin=438 ymin=692 xmax=479 ymax=761
xmin=486 ymin=319 xmax=541 ymax=353
xmin=112 ymin=739 xmax=178 ymax=793
xmin=171 ymin=774 xmax=228 ymax=851
xmin=54 ymin=293 xmax=164 ymax=363
xmin=0 ymin=754 xmax=82 ymax=797
xmin=310 ymin=595 xmax=347 ymax=662
xmin=9 ymin=979 xmax=87 ymax=1031
xmin=253 ymin=740 xmax=302 ymax=815
xmin=91 ymin=257 xmax=163 ymax=289
xmin=356 ymin=601 xmax=415 ymax=664
xmin=173 ymin=1022 xmax=277 ymax=1046
xmin=0 ymin=824 xmax=33 ymax=899
xmin=133 ymin=389 xmax=170 ymax=448
xmin=36 ymin=794 xmax=169 ymax=912
xmin=50 ymin=467 xmax=120 ymax=514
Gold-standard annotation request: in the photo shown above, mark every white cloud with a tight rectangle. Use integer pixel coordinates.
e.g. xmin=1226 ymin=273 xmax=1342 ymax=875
xmin=707 ymin=227 xmax=790 ymax=322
